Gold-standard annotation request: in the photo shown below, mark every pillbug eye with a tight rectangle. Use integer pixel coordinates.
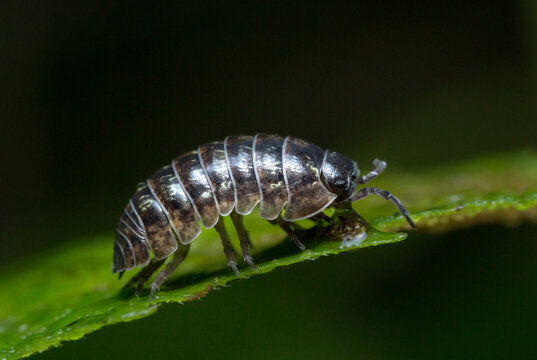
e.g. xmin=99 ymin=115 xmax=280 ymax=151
xmin=334 ymin=179 xmax=347 ymax=188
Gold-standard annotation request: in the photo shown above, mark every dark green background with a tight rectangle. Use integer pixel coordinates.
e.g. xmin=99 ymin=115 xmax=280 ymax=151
xmin=1 ymin=1 xmax=536 ymax=358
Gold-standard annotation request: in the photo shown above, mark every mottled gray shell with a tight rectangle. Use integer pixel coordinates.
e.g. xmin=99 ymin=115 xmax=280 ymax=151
xmin=113 ymin=134 xmax=356 ymax=273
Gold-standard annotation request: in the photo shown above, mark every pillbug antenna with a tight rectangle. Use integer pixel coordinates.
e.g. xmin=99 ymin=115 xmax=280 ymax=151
xmin=356 ymin=158 xmax=386 ymax=185
xmin=350 ymin=186 xmax=416 ymax=229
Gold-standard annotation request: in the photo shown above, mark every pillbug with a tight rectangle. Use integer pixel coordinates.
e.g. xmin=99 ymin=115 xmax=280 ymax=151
xmin=114 ymin=134 xmax=416 ymax=298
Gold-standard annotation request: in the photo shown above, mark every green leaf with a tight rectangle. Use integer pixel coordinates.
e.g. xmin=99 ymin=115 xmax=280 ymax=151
xmin=1 ymin=151 xmax=536 ymax=360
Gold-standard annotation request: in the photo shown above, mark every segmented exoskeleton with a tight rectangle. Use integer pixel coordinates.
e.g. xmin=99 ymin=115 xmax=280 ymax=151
xmin=114 ymin=134 xmax=415 ymax=298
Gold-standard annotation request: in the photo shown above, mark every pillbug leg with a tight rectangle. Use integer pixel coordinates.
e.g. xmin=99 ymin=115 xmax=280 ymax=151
xmin=230 ymin=212 xmax=257 ymax=271
xmin=214 ymin=218 xmax=240 ymax=276
xmin=351 ymin=187 xmax=416 ymax=228
xmin=270 ymin=217 xmax=306 ymax=251
xmin=357 ymin=159 xmax=387 ymax=184
xmin=230 ymin=211 xmax=254 ymax=249
xmin=134 ymin=259 xmax=166 ymax=295
xmin=122 ymin=258 xmax=166 ymax=295
xmin=150 ymin=244 xmax=190 ymax=300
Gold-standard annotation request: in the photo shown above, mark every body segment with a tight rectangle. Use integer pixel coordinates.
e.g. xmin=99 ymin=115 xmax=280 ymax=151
xmin=198 ymin=142 xmax=236 ymax=216
xmin=173 ymin=151 xmax=219 ymax=229
xmin=147 ymin=165 xmax=201 ymax=244
xmin=253 ymin=134 xmax=287 ymax=220
xmin=224 ymin=135 xmax=260 ymax=215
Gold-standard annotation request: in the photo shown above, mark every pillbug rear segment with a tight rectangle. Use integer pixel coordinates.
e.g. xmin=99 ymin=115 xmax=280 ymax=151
xmin=114 ymin=134 xmax=416 ymax=298
xmin=112 ymin=202 xmax=151 ymax=273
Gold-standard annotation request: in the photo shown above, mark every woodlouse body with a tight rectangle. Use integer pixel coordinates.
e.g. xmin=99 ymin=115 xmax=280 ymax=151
xmin=114 ymin=134 xmax=415 ymax=297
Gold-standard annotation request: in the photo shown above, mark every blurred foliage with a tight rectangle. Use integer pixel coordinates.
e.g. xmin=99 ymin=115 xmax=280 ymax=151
xmin=1 ymin=151 xmax=536 ymax=359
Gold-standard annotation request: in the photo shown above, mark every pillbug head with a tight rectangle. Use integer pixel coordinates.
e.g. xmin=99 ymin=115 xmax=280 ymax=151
xmin=321 ymin=150 xmax=359 ymax=202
